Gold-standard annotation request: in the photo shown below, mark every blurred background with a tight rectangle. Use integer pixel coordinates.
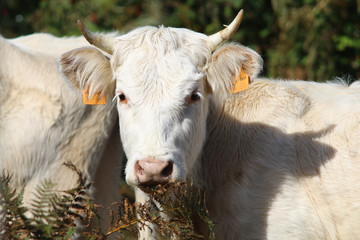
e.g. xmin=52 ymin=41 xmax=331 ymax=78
xmin=1 ymin=0 xmax=359 ymax=81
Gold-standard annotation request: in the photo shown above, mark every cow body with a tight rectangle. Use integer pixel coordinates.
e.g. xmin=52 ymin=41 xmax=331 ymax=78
xmin=0 ymin=33 xmax=123 ymax=235
xmin=58 ymin=11 xmax=360 ymax=239
xmin=196 ymin=78 xmax=360 ymax=239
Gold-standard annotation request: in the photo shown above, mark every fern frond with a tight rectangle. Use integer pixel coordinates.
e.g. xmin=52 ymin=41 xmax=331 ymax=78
xmin=1 ymin=166 xmax=215 ymax=239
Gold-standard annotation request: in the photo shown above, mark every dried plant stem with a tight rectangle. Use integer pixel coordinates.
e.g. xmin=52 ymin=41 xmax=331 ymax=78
xmin=105 ymin=219 xmax=140 ymax=237
xmin=105 ymin=207 xmax=181 ymax=237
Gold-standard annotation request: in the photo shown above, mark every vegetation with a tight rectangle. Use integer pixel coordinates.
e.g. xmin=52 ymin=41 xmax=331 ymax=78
xmin=0 ymin=164 xmax=214 ymax=239
xmin=1 ymin=0 xmax=359 ymax=81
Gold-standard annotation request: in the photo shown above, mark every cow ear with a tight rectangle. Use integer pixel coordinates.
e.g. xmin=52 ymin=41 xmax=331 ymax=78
xmin=58 ymin=47 xmax=115 ymax=100
xmin=207 ymin=43 xmax=263 ymax=99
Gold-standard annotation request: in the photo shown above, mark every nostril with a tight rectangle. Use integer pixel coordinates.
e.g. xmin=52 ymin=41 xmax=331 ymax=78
xmin=161 ymin=162 xmax=173 ymax=178
xmin=135 ymin=161 xmax=144 ymax=175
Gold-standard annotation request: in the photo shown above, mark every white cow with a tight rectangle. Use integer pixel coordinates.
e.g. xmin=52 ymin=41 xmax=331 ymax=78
xmin=0 ymin=33 xmax=123 ymax=235
xmin=59 ymin=10 xmax=360 ymax=239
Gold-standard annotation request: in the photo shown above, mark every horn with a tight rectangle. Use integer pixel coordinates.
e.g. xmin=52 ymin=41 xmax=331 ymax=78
xmin=77 ymin=20 xmax=116 ymax=55
xmin=208 ymin=9 xmax=244 ymax=51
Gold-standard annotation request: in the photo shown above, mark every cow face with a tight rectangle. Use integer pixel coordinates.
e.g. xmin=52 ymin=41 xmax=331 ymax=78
xmin=58 ymin=10 xmax=263 ymax=188
xmin=111 ymin=29 xmax=211 ymax=187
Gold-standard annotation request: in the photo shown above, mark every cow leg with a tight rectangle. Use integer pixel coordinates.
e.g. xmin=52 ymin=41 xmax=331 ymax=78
xmin=135 ymin=188 xmax=158 ymax=240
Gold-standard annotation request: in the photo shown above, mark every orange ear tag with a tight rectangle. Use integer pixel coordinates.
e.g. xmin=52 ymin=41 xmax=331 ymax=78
xmin=230 ymin=67 xmax=250 ymax=94
xmin=82 ymin=85 xmax=106 ymax=105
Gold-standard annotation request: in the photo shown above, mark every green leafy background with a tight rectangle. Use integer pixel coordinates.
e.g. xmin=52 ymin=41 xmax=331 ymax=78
xmin=1 ymin=0 xmax=359 ymax=81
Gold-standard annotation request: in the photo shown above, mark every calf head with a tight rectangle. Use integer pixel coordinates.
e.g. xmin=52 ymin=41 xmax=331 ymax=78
xmin=58 ymin=10 xmax=262 ymax=189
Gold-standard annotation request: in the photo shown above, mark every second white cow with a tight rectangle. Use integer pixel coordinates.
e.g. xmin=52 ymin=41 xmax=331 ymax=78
xmin=0 ymin=32 xmax=123 ymax=236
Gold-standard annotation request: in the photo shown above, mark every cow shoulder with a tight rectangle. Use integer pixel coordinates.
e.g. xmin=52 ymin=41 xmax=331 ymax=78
xmin=0 ymin=35 xmax=63 ymax=120
xmin=221 ymin=78 xmax=312 ymax=130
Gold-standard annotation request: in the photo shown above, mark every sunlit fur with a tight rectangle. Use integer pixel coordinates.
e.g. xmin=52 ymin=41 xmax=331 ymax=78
xmin=195 ymin=77 xmax=360 ymax=240
xmin=59 ymin=24 xmax=360 ymax=240
xmin=0 ymin=34 xmax=123 ymax=236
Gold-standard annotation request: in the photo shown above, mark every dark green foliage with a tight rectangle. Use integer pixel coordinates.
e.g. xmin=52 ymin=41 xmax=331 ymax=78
xmin=0 ymin=0 xmax=358 ymax=81
xmin=267 ymin=0 xmax=360 ymax=81
xmin=0 ymin=166 xmax=214 ymax=239
xmin=0 ymin=0 xmax=41 ymax=36
xmin=0 ymin=171 xmax=30 ymax=239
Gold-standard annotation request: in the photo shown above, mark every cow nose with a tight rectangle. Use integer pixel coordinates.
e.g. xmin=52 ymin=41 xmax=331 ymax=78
xmin=135 ymin=158 xmax=173 ymax=186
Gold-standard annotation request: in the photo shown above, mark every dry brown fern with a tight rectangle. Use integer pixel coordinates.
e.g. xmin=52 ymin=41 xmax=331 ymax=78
xmin=0 ymin=165 xmax=214 ymax=239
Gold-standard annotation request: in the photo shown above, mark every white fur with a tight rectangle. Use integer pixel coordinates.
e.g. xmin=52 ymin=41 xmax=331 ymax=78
xmin=59 ymin=25 xmax=360 ymax=240
xmin=197 ymin=77 xmax=360 ymax=239
xmin=0 ymin=33 xmax=124 ymax=236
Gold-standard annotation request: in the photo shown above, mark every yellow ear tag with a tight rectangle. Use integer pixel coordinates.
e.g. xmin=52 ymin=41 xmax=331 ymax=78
xmin=82 ymin=85 xmax=106 ymax=105
xmin=230 ymin=67 xmax=250 ymax=94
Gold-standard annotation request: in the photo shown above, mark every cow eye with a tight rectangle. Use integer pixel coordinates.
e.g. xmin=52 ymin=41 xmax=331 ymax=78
xmin=188 ymin=91 xmax=201 ymax=104
xmin=118 ymin=93 xmax=127 ymax=103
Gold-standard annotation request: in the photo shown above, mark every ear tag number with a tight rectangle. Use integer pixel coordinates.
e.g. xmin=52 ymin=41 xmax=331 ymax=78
xmin=230 ymin=67 xmax=250 ymax=94
xmin=82 ymin=85 xmax=106 ymax=105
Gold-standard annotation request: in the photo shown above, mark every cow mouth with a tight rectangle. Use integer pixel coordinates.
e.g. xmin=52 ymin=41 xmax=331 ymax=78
xmin=138 ymin=178 xmax=178 ymax=194
xmin=138 ymin=183 xmax=164 ymax=193
xmin=138 ymin=179 xmax=171 ymax=193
